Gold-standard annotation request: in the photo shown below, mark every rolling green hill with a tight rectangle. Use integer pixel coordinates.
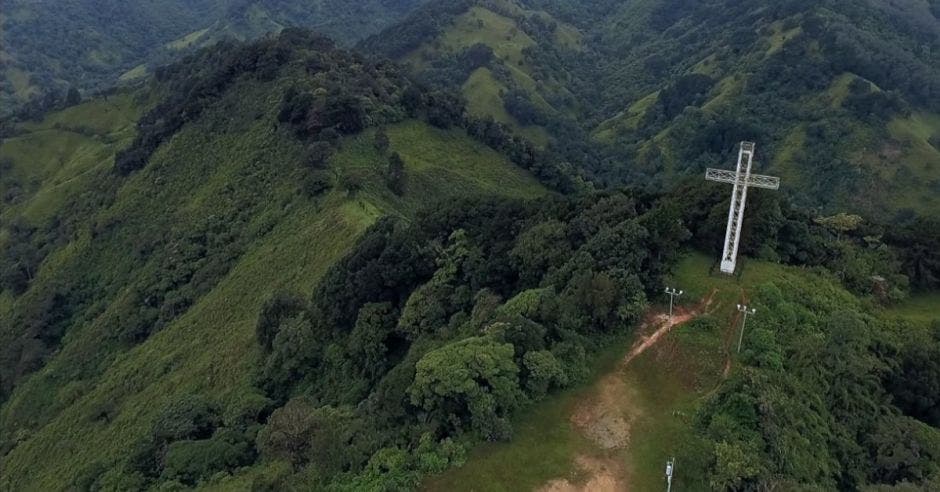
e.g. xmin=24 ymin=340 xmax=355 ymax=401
xmin=2 ymin=3 xmax=940 ymax=491
xmin=363 ymin=0 xmax=940 ymax=219
xmin=0 ymin=32 xmax=548 ymax=489
xmin=359 ymin=0 xmax=584 ymax=146
xmin=578 ymin=0 xmax=940 ymax=218
xmin=0 ymin=0 xmax=426 ymax=115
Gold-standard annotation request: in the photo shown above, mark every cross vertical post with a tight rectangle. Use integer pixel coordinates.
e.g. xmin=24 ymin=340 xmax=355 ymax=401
xmin=720 ymin=142 xmax=754 ymax=274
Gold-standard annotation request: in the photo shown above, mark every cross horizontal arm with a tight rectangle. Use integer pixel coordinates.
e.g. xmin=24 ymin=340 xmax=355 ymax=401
xmin=705 ymin=168 xmax=780 ymax=190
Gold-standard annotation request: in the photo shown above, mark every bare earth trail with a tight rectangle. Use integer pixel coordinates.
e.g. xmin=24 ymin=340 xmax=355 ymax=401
xmin=539 ymin=290 xmax=718 ymax=492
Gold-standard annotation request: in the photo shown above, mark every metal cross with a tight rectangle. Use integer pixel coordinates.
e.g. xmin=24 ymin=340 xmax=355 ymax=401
xmin=705 ymin=142 xmax=780 ymax=274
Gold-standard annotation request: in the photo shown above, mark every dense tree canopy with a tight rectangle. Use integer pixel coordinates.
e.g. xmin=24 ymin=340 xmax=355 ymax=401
xmin=2 ymin=3 xmax=939 ymax=490
xmin=0 ymin=0 xmax=426 ymax=115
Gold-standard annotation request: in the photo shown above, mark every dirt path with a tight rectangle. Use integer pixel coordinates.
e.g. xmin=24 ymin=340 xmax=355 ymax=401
xmin=624 ymin=288 xmax=717 ymax=370
xmin=538 ymin=290 xmax=716 ymax=492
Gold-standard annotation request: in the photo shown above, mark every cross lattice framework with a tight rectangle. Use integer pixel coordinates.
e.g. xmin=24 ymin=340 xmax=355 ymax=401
xmin=705 ymin=142 xmax=780 ymax=274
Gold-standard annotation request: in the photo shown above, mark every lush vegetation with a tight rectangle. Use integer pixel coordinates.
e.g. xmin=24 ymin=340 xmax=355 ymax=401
xmin=231 ymin=189 xmax=687 ymax=488
xmin=428 ymin=250 xmax=940 ymax=491
xmin=359 ymin=0 xmax=584 ymax=147
xmin=0 ymin=31 xmax=552 ymax=489
xmin=693 ymin=274 xmax=940 ymax=490
xmin=421 ymin=178 xmax=940 ymax=490
xmin=2 ymin=1 xmax=940 ymax=490
xmin=362 ymin=0 xmax=940 ymax=219
xmin=0 ymin=0 xmax=425 ymax=116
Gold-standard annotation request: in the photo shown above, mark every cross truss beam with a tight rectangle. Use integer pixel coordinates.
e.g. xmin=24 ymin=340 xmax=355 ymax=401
xmin=704 ymin=142 xmax=780 ymax=275
xmin=704 ymin=169 xmax=780 ymax=190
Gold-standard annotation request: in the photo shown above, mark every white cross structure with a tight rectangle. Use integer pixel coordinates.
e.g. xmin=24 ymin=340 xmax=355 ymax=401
xmin=705 ymin=142 xmax=780 ymax=274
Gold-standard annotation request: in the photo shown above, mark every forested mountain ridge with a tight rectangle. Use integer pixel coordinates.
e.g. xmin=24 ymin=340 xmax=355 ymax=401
xmin=0 ymin=0 xmax=426 ymax=116
xmin=1 ymin=2 xmax=939 ymax=490
xmin=0 ymin=30 xmax=557 ymax=489
xmin=363 ymin=0 xmax=940 ymax=219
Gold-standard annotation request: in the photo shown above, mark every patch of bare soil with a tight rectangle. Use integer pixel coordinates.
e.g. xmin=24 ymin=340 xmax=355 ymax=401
xmin=539 ymin=455 xmax=628 ymax=492
xmin=570 ymin=369 xmax=639 ymax=450
xmin=538 ymin=290 xmax=717 ymax=491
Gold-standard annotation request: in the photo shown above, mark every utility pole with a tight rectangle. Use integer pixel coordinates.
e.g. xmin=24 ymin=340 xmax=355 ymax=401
xmin=736 ymin=304 xmax=757 ymax=353
xmin=664 ymin=287 xmax=683 ymax=320
xmin=705 ymin=142 xmax=780 ymax=274
xmin=665 ymin=457 xmax=675 ymax=492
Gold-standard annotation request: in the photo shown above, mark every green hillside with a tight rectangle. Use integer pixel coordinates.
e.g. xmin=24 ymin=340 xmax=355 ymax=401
xmin=0 ymin=93 xmax=140 ymax=224
xmin=0 ymin=0 xmax=426 ymax=115
xmin=427 ymin=252 xmax=940 ymax=490
xmin=579 ymin=0 xmax=940 ymax=217
xmin=2 ymin=3 xmax=940 ymax=491
xmin=0 ymin=32 xmax=548 ymax=489
xmin=359 ymin=0 xmax=583 ymax=146
xmin=364 ymin=0 xmax=940 ymax=219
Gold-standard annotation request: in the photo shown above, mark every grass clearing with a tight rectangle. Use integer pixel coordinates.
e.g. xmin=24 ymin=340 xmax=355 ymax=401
xmin=423 ymin=341 xmax=627 ymax=491
xmin=425 ymin=251 xmax=845 ymax=491
xmin=463 ymin=68 xmax=515 ymax=123
xmin=442 ymin=7 xmax=536 ymax=69
xmin=881 ymin=111 xmax=940 ymax=214
xmin=625 ymin=342 xmax=715 ymax=492
xmin=827 ymin=73 xmax=859 ymax=108
xmin=881 ymin=292 xmax=940 ymax=326
xmin=118 ymin=64 xmax=149 ymax=82
xmin=772 ymin=124 xmax=807 ymax=186
xmin=593 ymin=91 xmax=659 ymax=143
xmin=166 ymin=27 xmax=210 ymax=50
xmin=401 ymin=3 xmax=566 ymax=146
xmin=702 ymin=75 xmax=743 ymax=111
xmin=461 ymin=68 xmax=551 ymax=146
xmin=7 ymin=66 xmax=40 ymax=100
xmin=330 ymin=120 xmax=546 ymax=218
xmin=765 ymin=24 xmax=802 ymax=56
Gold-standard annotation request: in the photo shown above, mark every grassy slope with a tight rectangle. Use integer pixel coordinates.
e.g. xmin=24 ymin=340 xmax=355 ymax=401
xmin=578 ymin=1 xmax=940 ymax=217
xmin=402 ymin=1 xmax=578 ymax=145
xmin=422 ymin=342 xmax=626 ymax=491
xmin=0 ymin=97 xmax=141 ymax=432
xmin=0 ymin=93 xmax=140 ymax=224
xmin=599 ymin=69 xmax=940 ymax=217
xmin=593 ymin=92 xmax=659 ymax=144
xmin=881 ymin=292 xmax=940 ymax=327
xmin=424 ymin=252 xmax=935 ymax=491
xmin=0 ymin=82 xmax=546 ymax=489
xmin=6 ymin=67 xmax=40 ymax=100
xmin=166 ymin=27 xmax=212 ymax=50
xmin=880 ymin=112 xmax=940 ymax=212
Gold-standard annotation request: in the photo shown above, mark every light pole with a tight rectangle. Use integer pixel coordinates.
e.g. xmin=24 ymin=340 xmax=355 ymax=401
xmin=736 ymin=304 xmax=756 ymax=353
xmin=664 ymin=287 xmax=683 ymax=320
xmin=665 ymin=457 xmax=675 ymax=492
